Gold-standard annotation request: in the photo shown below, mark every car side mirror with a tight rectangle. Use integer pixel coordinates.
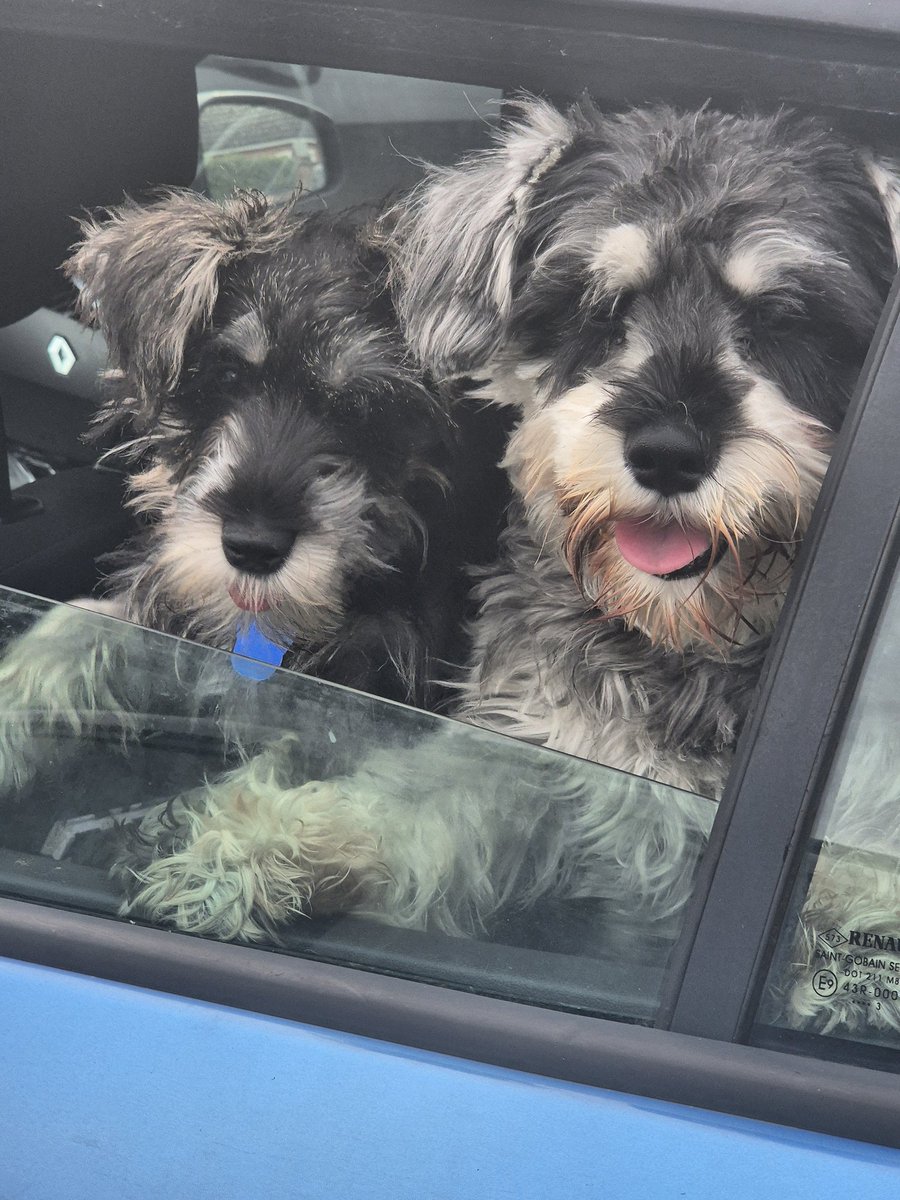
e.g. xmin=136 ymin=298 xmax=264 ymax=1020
xmin=196 ymin=92 xmax=342 ymax=201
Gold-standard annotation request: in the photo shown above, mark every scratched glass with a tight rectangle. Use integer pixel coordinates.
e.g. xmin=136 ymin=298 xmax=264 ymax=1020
xmin=0 ymin=586 xmax=715 ymax=1024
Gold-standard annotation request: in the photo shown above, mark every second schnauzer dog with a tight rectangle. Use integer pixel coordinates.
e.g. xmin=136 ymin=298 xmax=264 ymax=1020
xmin=401 ymin=102 xmax=899 ymax=798
xmin=113 ymin=102 xmax=900 ymax=978
xmin=0 ymin=191 xmax=505 ymax=792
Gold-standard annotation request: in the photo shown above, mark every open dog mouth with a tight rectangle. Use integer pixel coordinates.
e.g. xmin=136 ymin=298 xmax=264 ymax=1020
xmin=228 ymin=584 xmax=272 ymax=613
xmin=614 ymin=518 xmax=727 ymax=580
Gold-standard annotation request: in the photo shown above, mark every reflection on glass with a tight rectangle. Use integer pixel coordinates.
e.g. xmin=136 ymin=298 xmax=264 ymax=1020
xmin=757 ymin=567 xmax=900 ymax=1054
xmin=0 ymin=587 xmax=714 ymax=1023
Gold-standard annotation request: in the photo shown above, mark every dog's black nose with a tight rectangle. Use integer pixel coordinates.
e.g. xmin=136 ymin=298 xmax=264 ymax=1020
xmin=625 ymin=423 xmax=709 ymax=496
xmin=221 ymin=520 xmax=296 ymax=575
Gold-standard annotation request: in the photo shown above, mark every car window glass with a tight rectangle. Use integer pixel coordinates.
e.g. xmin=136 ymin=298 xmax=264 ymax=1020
xmin=0 ymin=588 xmax=715 ymax=1023
xmin=753 ymin=558 xmax=900 ymax=1064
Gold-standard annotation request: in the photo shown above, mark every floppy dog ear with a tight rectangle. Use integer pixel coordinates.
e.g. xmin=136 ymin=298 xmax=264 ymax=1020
xmin=865 ymin=155 xmax=900 ymax=269
xmin=391 ymin=98 xmax=573 ymax=379
xmin=66 ymin=190 xmax=280 ymax=422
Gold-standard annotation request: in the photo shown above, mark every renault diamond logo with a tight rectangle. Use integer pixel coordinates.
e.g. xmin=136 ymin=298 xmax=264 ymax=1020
xmin=47 ymin=334 xmax=76 ymax=377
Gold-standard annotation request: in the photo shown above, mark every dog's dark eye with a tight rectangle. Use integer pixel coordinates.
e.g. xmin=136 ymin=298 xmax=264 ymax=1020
xmin=752 ymin=290 xmax=806 ymax=329
xmin=586 ymin=292 xmax=630 ymax=355
xmin=735 ymin=331 xmax=756 ymax=360
xmin=588 ymin=319 xmax=627 ymax=365
xmin=216 ymin=364 xmax=241 ymax=387
xmin=204 ymin=352 xmax=244 ymax=388
xmin=314 ymin=461 xmax=342 ymax=480
xmin=737 ymin=292 xmax=806 ymax=361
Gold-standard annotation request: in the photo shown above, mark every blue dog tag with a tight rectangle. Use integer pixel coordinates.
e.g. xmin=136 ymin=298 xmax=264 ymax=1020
xmin=231 ymin=621 xmax=287 ymax=681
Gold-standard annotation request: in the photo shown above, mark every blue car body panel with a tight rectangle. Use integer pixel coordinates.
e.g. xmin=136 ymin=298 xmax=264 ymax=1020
xmin=2 ymin=955 xmax=899 ymax=1198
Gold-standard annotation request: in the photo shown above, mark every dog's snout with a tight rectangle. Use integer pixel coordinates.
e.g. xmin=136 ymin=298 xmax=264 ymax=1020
xmin=625 ymin=423 xmax=709 ymax=496
xmin=221 ymin=520 xmax=296 ymax=575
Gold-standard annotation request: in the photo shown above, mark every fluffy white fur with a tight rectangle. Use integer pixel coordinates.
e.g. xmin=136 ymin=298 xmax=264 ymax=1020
xmin=120 ymin=729 xmax=714 ymax=941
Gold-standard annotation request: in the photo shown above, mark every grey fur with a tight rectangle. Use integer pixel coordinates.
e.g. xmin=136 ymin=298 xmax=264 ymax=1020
xmin=456 ymin=506 xmax=763 ymax=799
xmin=391 ymin=99 xmax=898 ymax=791
xmin=0 ymin=191 xmax=497 ymax=819
xmin=69 ymin=190 xmax=286 ymax=410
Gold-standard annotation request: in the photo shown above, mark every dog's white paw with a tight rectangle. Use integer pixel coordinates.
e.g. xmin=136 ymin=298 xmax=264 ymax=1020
xmin=0 ymin=602 xmax=130 ymax=796
xmin=118 ymin=746 xmax=389 ymax=942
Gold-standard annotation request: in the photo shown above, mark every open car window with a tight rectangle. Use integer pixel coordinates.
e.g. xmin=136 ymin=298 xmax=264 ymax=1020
xmin=0 ymin=586 xmax=715 ymax=1023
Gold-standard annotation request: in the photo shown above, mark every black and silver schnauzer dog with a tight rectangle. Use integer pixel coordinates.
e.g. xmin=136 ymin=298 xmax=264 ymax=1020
xmin=398 ymin=102 xmax=899 ymax=797
xmin=0 ymin=190 xmax=504 ymax=784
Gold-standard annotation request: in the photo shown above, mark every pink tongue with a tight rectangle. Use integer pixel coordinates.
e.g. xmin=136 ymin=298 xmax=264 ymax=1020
xmin=614 ymin=519 xmax=711 ymax=576
xmin=228 ymin=585 xmax=271 ymax=613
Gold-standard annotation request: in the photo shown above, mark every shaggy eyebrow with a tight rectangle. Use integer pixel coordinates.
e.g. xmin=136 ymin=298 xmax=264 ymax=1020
xmin=216 ymin=310 xmax=269 ymax=365
xmin=721 ymin=231 xmax=849 ymax=297
xmin=588 ymin=223 xmax=656 ymax=292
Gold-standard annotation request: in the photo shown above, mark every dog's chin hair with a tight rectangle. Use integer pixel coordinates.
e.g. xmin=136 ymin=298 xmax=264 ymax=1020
xmin=567 ymin=522 xmax=782 ymax=653
xmin=114 ymin=460 xmax=402 ymax=650
xmin=554 ymin=475 xmax=825 ymax=652
xmin=516 ymin=472 xmax=827 ymax=653
xmin=116 ymin=508 xmax=347 ymax=648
